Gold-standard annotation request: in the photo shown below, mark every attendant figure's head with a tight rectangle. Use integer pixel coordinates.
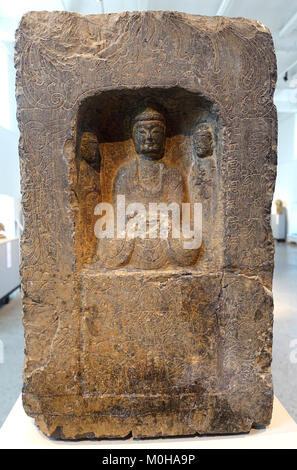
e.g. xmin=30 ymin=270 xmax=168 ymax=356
xmin=132 ymin=107 xmax=166 ymax=159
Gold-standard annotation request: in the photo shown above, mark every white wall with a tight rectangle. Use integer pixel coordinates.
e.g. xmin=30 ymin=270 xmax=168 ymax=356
xmin=274 ymin=113 xmax=297 ymax=236
xmin=0 ymin=40 xmax=20 ymax=235
xmin=0 ymin=127 xmax=20 ymax=203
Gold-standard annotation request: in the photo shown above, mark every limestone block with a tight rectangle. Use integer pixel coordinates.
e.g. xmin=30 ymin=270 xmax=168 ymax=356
xmin=15 ymin=11 xmax=277 ymax=439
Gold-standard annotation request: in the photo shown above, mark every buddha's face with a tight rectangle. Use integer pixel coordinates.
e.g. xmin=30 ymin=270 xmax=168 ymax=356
xmin=132 ymin=120 xmax=165 ymax=159
xmin=193 ymin=126 xmax=213 ymax=159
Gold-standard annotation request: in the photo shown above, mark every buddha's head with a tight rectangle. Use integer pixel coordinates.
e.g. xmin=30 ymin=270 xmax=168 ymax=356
xmin=132 ymin=107 xmax=166 ymax=159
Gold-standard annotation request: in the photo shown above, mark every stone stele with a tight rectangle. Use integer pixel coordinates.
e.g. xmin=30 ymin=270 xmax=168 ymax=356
xmin=15 ymin=11 xmax=277 ymax=439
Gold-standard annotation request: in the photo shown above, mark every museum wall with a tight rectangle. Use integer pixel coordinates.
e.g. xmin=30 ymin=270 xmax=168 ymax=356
xmin=274 ymin=113 xmax=297 ymax=237
xmin=0 ymin=40 xmax=20 ymax=229
xmin=0 ymin=127 xmax=20 ymax=203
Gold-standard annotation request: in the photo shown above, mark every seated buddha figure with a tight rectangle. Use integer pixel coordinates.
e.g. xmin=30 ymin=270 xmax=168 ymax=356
xmin=96 ymin=107 xmax=200 ymax=269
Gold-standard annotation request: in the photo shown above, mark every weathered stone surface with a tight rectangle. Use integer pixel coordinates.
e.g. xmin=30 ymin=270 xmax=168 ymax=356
xmin=15 ymin=10 xmax=277 ymax=439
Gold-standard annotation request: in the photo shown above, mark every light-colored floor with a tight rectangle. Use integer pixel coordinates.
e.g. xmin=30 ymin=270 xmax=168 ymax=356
xmin=0 ymin=290 xmax=23 ymax=428
xmin=272 ymin=242 xmax=297 ymax=422
xmin=0 ymin=243 xmax=296 ymax=428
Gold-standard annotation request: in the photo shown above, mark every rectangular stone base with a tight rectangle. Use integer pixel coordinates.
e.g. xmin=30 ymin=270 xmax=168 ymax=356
xmin=3 ymin=396 xmax=297 ymax=449
xmin=22 ymin=269 xmax=273 ymax=439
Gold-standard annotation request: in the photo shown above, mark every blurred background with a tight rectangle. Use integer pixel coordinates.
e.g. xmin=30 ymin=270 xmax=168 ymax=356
xmin=0 ymin=0 xmax=296 ymax=430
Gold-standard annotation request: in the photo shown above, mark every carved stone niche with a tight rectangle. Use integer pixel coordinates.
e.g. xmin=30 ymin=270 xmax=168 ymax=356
xmin=15 ymin=11 xmax=277 ymax=439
